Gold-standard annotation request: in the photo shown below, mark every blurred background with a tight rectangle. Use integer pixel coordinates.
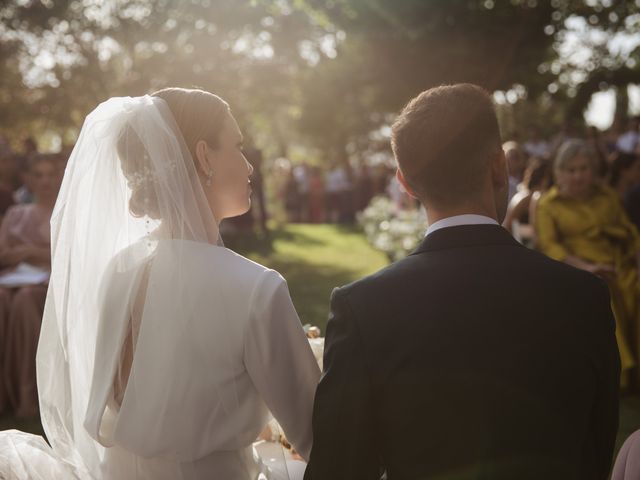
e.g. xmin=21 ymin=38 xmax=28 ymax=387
xmin=3 ymin=0 xmax=640 ymax=162
xmin=1 ymin=0 xmax=640 ymax=463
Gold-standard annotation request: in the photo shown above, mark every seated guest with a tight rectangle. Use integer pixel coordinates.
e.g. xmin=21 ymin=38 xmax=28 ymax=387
xmin=502 ymin=141 xmax=527 ymax=202
xmin=523 ymin=126 xmax=550 ymax=158
xmin=0 ymin=145 xmax=16 ymax=222
xmin=609 ymin=152 xmax=640 ymax=200
xmin=536 ymin=140 xmax=640 ymax=388
xmin=608 ymin=152 xmax=640 ymax=231
xmin=611 ymin=429 xmax=640 ymax=480
xmin=586 ymin=125 xmax=609 ymax=177
xmin=0 ymin=154 xmax=61 ymax=417
xmin=617 ymin=117 xmax=640 ymax=154
xmin=625 ymin=185 xmax=640 ymax=232
xmin=502 ymin=156 xmax=551 ymax=245
xmin=12 ymin=156 xmax=34 ymax=205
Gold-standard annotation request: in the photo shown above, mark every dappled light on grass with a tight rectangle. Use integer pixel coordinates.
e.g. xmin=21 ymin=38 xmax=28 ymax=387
xmin=227 ymin=223 xmax=389 ymax=332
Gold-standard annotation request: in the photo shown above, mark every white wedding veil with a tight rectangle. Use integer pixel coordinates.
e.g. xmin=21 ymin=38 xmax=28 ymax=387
xmin=36 ymin=94 xmax=223 ymax=476
xmin=0 ymin=94 xmax=291 ymax=480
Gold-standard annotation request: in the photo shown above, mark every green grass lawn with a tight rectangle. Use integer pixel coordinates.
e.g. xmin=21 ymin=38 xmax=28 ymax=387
xmin=226 ymin=223 xmax=389 ymax=333
xmin=1 ymin=223 xmax=639 ymax=460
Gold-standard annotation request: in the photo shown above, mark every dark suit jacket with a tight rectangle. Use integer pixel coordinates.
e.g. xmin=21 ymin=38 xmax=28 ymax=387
xmin=305 ymin=224 xmax=620 ymax=480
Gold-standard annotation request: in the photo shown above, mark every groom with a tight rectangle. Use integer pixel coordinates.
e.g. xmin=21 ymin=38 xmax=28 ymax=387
xmin=304 ymin=84 xmax=620 ymax=480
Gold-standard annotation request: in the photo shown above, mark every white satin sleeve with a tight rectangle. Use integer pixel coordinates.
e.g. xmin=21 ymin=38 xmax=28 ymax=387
xmin=243 ymin=269 xmax=321 ymax=461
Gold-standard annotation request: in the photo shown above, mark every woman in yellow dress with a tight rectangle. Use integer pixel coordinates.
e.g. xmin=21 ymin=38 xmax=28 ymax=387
xmin=536 ymin=140 xmax=640 ymax=387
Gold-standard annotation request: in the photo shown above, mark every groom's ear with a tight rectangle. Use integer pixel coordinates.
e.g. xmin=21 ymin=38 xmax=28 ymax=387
xmin=195 ymin=139 xmax=214 ymax=174
xmin=396 ymin=168 xmax=418 ymax=199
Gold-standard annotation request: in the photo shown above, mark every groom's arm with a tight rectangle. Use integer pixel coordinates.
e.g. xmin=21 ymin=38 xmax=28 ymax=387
xmin=305 ymin=287 xmax=381 ymax=480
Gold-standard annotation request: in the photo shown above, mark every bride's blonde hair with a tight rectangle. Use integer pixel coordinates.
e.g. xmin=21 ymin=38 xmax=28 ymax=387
xmin=119 ymin=88 xmax=229 ymax=218
xmin=152 ymin=87 xmax=230 ymax=161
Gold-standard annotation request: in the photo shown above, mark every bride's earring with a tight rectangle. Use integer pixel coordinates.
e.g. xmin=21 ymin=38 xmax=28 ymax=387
xmin=206 ymin=170 xmax=213 ymax=187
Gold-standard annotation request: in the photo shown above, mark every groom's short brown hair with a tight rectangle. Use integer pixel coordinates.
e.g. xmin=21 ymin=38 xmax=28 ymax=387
xmin=391 ymin=83 xmax=502 ymax=207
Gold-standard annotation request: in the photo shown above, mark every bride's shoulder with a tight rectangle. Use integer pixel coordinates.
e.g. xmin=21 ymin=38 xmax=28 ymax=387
xmin=166 ymin=240 xmax=284 ymax=287
xmin=178 ymin=241 xmax=267 ymax=269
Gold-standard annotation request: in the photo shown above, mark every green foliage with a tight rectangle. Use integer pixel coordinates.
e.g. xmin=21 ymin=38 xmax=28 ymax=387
xmin=0 ymin=0 xmax=325 ymax=143
xmin=296 ymin=0 xmax=640 ymax=149
xmin=2 ymin=0 xmax=640 ymax=152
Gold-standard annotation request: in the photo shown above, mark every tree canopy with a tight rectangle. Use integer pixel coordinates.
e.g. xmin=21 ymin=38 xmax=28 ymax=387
xmin=1 ymin=0 xmax=639 ymax=159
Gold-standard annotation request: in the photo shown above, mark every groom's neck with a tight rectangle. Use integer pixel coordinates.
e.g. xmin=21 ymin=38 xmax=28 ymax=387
xmin=424 ymin=200 xmax=498 ymax=225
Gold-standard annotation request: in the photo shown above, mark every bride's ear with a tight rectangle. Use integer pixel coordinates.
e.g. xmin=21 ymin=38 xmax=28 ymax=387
xmin=195 ymin=140 xmax=214 ymax=175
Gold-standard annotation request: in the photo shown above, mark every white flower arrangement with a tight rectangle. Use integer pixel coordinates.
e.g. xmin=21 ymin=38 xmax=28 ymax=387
xmin=358 ymin=196 xmax=427 ymax=261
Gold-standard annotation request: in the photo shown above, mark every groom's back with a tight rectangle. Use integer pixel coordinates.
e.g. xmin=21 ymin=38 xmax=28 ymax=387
xmin=305 ymin=84 xmax=619 ymax=480
xmin=331 ymin=224 xmax=618 ymax=479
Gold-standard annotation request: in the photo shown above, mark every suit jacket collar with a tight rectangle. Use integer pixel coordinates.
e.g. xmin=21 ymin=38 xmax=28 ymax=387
xmin=410 ymin=224 xmax=522 ymax=255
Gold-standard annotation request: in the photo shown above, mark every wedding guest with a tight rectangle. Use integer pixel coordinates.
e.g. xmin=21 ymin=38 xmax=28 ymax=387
xmin=608 ymin=152 xmax=640 ymax=200
xmin=308 ymin=166 xmax=325 ymax=223
xmin=325 ymin=164 xmax=348 ymax=223
xmin=55 ymin=144 xmax=73 ymax=173
xmin=523 ymin=126 xmax=550 ymax=159
xmin=503 ymin=141 xmax=527 ymax=202
xmin=354 ymin=164 xmax=374 ymax=211
xmin=625 ymin=185 xmax=640 ymax=231
xmin=548 ymin=122 xmax=577 ymax=159
xmin=0 ymin=153 xmax=61 ymax=417
xmin=536 ymin=140 xmax=640 ymax=388
xmin=611 ymin=429 xmax=640 ymax=480
xmin=502 ymin=157 xmax=551 ymax=245
xmin=0 ymin=146 xmax=16 ymax=221
xmin=284 ymin=169 xmax=301 ymax=223
xmin=225 ymin=145 xmax=265 ymax=233
xmin=245 ymin=146 xmax=268 ymax=233
xmin=22 ymin=137 xmax=38 ymax=157
xmin=339 ymin=163 xmax=356 ymax=223
xmin=371 ymin=164 xmax=392 ymax=196
xmin=609 ymin=152 xmax=640 ymax=232
xmin=13 ymin=155 xmax=34 ymax=204
xmin=293 ymin=163 xmax=310 ymax=222
xmin=617 ymin=117 xmax=640 ymax=154
xmin=586 ymin=125 xmax=609 ymax=177
xmin=604 ymin=119 xmax=624 ymax=154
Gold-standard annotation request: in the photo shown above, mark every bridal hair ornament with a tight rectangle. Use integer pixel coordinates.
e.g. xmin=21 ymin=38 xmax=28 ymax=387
xmin=127 ymin=152 xmax=178 ymax=190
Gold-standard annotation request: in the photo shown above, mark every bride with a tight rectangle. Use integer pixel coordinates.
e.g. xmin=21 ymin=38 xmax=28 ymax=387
xmin=0 ymin=88 xmax=320 ymax=479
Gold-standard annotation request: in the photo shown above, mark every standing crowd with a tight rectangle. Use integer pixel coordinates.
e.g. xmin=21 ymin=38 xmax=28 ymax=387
xmin=281 ymin=162 xmax=394 ymax=224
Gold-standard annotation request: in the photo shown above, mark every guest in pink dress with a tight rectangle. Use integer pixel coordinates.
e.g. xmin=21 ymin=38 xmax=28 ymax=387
xmin=612 ymin=429 xmax=640 ymax=480
xmin=0 ymin=154 xmax=60 ymax=417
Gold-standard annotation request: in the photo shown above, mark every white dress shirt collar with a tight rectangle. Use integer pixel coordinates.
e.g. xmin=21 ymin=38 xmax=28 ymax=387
xmin=425 ymin=214 xmax=499 ymax=237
